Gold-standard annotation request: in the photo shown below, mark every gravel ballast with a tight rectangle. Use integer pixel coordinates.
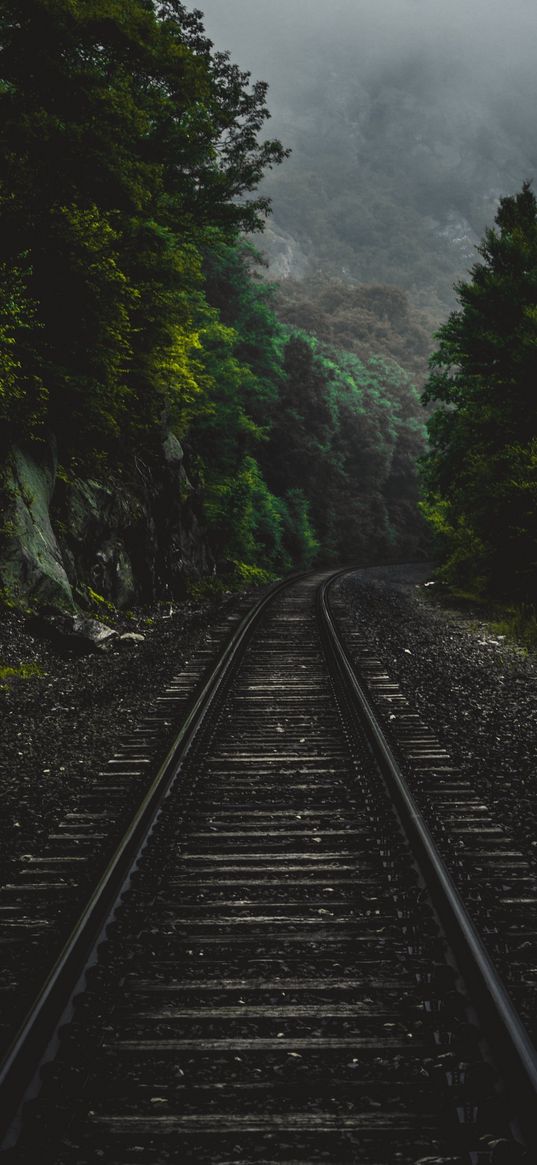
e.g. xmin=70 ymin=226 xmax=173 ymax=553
xmin=4 ymin=566 xmax=537 ymax=886
xmin=3 ymin=565 xmax=537 ymax=1053
xmin=336 ymin=563 xmax=537 ymax=867
xmin=0 ymin=588 xmax=271 ymax=1048
xmin=0 ymin=591 xmax=262 ymax=886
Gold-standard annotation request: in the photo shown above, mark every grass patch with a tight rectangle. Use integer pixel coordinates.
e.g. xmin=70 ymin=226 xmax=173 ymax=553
xmin=85 ymin=587 xmax=117 ymax=623
xmin=186 ymin=577 xmax=229 ymax=602
xmin=230 ymin=561 xmax=276 ymax=586
xmin=0 ymin=662 xmax=45 ymax=685
xmin=186 ymin=561 xmax=276 ymax=601
xmin=187 ymin=563 xmax=277 ymax=603
xmin=423 ymin=580 xmax=537 ymax=651
xmin=491 ymin=605 xmax=537 ymax=650
xmin=0 ymin=587 xmax=34 ymax=615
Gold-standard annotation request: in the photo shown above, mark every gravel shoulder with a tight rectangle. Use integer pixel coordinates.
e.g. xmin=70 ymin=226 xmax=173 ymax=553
xmin=336 ymin=563 xmax=537 ymax=863
xmin=0 ymin=589 xmax=263 ymax=886
xmin=5 ymin=565 xmax=537 ymax=882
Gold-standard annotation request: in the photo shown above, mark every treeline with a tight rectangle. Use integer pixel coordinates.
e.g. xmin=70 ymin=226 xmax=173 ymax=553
xmin=274 ymin=276 xmax=436 ymax=387
xmin=0 ymin=1 xmax=427 ymax=588
xmin=193 ymin=243 xmax=428 ymax=571
xmin=421 ymin=183 xmax=537 ymax=605
xmin=0 ymin=0 xmax=285 ymax=454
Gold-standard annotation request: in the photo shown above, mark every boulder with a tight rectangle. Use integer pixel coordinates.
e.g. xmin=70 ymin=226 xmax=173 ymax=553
xmin=255 ymin=224 xmax=309 ymax=280
xmin=30 ymin=611 xmax=118 ymax=654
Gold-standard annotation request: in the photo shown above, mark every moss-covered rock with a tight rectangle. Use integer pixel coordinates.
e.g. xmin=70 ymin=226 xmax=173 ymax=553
xmin=55 ymin=476 xmax=141 ymax=609
xmin=0 ymin=431 xmax=212 ymax=613
xmin=0 ymin=444 xmax=75 ymax=610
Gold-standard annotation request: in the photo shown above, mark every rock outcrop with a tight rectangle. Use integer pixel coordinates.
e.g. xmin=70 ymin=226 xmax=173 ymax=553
xmin=253 ymin=224 xmax=310 ymax=281
xmin=0 ymin=433 xmax=212 ymax=613
xmin=0 ymin=444 xmax=75 ymax=611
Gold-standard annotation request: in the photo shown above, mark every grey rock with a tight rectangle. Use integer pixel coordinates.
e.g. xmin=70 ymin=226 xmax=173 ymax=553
xmin=31 ymin=611 xmax=118 ymax=653
xmin=119 ymin=632 xmax=145 ymax=643
xmin=56 ymin=479 xmax=141 ymax=609
xmin=162 ymin=432 xmax=184 ymax=465
xmin=1 ymin=428 xmax=213 ymax=614
xmin=72 ymin=615 xmax=117 ymax=651
xmin=0 ymin=445 xmax=75 ymax=611
xmin=254 ymin=224 xmax=309 ymax=280
xmin=94 ymin=538 xmax=136 ymax=610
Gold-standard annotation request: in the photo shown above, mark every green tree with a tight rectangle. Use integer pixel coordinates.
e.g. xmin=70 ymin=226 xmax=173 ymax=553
xmin=0 ymin=259 xmax=46 ymax=448
xmin=0 ymin=0 xmax=426 ymax=587
xmin=0 ymin=0 xmax=287 ymax=456
xmin=421 ymin=182 xmax=537 ymax=598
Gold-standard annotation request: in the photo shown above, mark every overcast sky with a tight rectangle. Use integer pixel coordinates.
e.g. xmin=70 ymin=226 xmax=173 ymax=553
xmin=197 ymin=0 xmax=537 ymax=98
xmin=196 ymin=0 xmax=537 ymax=217
xmin=194 ymin=1 xmax=537 ymax=304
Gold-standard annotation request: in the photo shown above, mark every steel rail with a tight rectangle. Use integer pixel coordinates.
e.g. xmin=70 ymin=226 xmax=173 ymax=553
xmin=6 ymin=564 xmax=535 ymax=1156
xmin=319 ymin=573 xmax=537 ymax=1152
xmin=0 ymin=570 xmax=315 ymax=1147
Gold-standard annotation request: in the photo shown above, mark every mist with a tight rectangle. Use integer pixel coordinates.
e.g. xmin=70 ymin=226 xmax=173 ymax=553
xmin=198 ymin=0 xmax=537 ymax=86
xmin=196 ymin=0 xmax=537 ymax=311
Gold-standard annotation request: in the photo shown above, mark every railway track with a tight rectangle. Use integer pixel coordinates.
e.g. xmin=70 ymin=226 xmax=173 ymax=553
xmin=1 ymin=570 xmax=536 ymax=1163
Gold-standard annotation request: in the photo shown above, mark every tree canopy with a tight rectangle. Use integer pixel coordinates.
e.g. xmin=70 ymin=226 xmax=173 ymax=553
xmin=0 ymin=0 xmax=427 ymax=592
xmin=0 ymin=0 xmax=287 ymax=450
xmin=421 ymin=182 xmax=537 ymax=599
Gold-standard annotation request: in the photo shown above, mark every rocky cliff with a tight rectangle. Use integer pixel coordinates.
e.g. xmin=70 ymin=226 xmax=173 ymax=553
xmin=0 ymin=435 xmax=211 ymax=613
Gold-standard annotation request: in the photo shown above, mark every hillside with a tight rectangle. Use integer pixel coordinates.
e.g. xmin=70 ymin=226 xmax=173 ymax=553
xmin=200 ymin=0 xmax=537 ymax=314
xmin=273 ymin=276 xmax=437 ymax=388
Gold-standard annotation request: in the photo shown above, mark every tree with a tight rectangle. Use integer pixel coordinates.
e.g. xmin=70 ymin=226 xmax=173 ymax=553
xmin=0 ymin=0 xmax=287 ymax=455
xmin=421 ymin=182 xmax=537 ymax=598
xmin=0 ymin=0 xmax=427 ymax=584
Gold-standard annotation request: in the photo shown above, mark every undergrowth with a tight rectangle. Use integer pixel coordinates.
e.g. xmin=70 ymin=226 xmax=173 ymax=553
xmin=424 ymin=581 xmax=537 ymax=651
xmin=0 ymin=662 xmax=45 ymax=685
xmin=187 ymin=562 xmax=276 ymax=602
xmin=491 ymin=605 xmax=537 ymax=650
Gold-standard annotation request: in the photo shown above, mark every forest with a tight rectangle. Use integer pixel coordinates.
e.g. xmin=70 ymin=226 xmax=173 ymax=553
xmin=421 ymin=183 xmax=537 ymax=606
xmin=1 ymin=0 xmax=536 ymax=614
xmin=0 ymin=0 xmax=428 ymax=609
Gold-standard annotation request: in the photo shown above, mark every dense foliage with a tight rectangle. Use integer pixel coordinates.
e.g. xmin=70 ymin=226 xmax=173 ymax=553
xmin=274 ymin=276 xmax=435 ymax=387
xmin=188 ymin=244 xmax=428 ymax=571
xmin=421 ymin=183 xmax=537 ymax=601
xmin=0 ymin=0 xmax=286 ymax=450
xmin=0 ymin=0 xmax=427 ymax=585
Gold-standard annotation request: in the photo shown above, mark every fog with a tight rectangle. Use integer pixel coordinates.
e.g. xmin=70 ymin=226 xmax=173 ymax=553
xmin=199 ymin=0 xmax=537 ymax=87
xmin=196 ymin=1 xmax=537 ymax=310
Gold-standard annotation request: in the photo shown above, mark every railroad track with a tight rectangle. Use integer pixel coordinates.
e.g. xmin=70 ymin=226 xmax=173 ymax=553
xmin=1 ymin=570 xmax=536 ymax=1163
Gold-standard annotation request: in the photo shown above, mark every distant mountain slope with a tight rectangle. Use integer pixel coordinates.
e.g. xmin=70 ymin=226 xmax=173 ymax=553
xmin=273 ymin=276 xmax=437 ymax=387
xmin=200 ymin=0 xmax=537 ymax=314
